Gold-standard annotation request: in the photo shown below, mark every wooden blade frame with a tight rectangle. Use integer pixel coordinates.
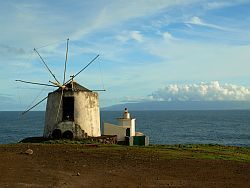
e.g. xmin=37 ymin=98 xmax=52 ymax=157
xmin=22 ymin=96 xmax=48 ymax=115
xmin=56 ymin=38 xmax=69 ymax=122
xmin=19 ymin=39 xmax=103 ymax=117
xmin=64 ymin=54 xmax=100 ymax=85
xmin=15 ymin=80 xmax=57 ymax=87
xmin=34 ymin=48 xmax=60 ymax=84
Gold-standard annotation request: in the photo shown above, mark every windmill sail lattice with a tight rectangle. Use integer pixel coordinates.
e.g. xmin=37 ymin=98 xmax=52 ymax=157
xmin=16 ymin=38 xmax=103 ymax=139
xmin=16 ymin=39 xmax=102 ymax=115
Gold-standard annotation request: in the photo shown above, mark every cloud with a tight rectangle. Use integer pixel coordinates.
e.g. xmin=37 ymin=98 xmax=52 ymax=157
xmin=118 ymin=81 xmax=250 ymax=103
xmin=189 ymin=16 xmax=204 ymax=25
xmin=72 ymin=0 xmax=199 ymax=40
xmin=0 ymin=93 xmax=12 ymax=100
xmin=149 ymin=81 xmax=250 ymax=102
xmin=1 ymin=1 xmax=196 ymax=56
xmin=116 ymin=30 xmax=144 ymax=43
xmin=204 ymin=2 xmax=232 ymax=9
xmin=203 ymin=0 xmax=250 ymax=10
xmin=0 ymin=93 xmax=31 ymax=111
xmin=162 ymin=32 xmax=175 ymax=42
xmin=1 ymin=0 xmax=250 ymax=109
xmin=121 ymin=96 xmax=154 ymax=103
xmin=130 ymin=31 xmax=144 ymax=42
xmin=186 ymin=16 xmax=227 ymax=30
xmin=0 ymin=45 xmax=26 ymax=56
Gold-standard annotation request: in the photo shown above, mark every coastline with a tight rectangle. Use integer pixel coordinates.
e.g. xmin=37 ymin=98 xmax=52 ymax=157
xmin=0 ymin=143 xmax=249 ymax=187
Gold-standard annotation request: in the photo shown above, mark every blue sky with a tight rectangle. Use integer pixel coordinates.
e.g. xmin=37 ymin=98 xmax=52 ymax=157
xmin=1 ymin=0 xmax=250 ymax=110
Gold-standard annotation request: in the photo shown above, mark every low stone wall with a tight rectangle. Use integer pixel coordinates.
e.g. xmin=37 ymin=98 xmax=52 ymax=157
xmin=90 ymin=135 xmax=117 ymax=144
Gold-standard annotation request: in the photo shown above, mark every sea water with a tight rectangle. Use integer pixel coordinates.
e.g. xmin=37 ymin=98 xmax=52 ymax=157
xmin=0 ymin=110 xmax=249 ymax=146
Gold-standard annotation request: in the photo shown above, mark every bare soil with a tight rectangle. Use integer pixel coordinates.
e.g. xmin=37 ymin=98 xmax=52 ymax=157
xmin=0 ymin=144 xmax=249 ymax=188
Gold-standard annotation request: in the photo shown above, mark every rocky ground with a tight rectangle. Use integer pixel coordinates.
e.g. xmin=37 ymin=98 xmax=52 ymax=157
xmin=0 ymin=144 xmax=249 ymax=188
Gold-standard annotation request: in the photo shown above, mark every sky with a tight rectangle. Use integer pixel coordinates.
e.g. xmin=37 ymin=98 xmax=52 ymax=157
xmin=1 ymin=0 xmax=250 ymax=111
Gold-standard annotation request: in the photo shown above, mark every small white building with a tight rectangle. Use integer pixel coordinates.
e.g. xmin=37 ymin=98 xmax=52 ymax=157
xmin=103 ymin=108 xmax=149 ymax=146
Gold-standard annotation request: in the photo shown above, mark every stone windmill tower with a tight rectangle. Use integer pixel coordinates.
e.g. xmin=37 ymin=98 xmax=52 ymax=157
xmin=16 ymin=39 xmax=103 ymax=139
xmin=44 ymin=81 xmax=101 ymax=139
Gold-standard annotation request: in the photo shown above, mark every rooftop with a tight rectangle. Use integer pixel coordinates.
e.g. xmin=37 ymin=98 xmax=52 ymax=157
xmin=55 ymin=81 xmax=92 ymax=92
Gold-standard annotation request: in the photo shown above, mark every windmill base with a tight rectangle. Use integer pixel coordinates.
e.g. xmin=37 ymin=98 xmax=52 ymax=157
xmin=48 ymin=121 xmax=87 ymax=139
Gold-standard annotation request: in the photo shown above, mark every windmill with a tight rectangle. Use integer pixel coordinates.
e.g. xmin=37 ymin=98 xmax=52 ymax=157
xmin=16 ymin=39 xmax=104 ymax=139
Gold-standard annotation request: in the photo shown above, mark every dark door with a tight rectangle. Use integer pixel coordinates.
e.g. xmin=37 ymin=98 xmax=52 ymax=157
xmin=133 ymin=136 xmax=145 ymax=146
xmin=126 ymin=128 xmax=130 ymax=137
xmin=63 ymin=97 xmax=74 ymax=121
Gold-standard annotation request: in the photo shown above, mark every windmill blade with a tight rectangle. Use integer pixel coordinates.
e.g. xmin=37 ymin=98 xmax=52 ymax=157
xmin=91 ymin=89 xmax=106 ymax=91
xmin=64 ymin=54 xmax=100 ymax=85
xmin=34 ymin=48 xmax=60 ymax=84
xmin=49 ymin=80 xmax=65 ymax=88
xmin=63 ymin=38 xmax=69 ymax=84
xmin=15 ymin=80 xmax=57 ymax=87
xmin=56 ymin=89 xmax=64 ymax=122
xmin=74 ymin=54 xmax=100 ymax=78
xmin=22 ymin=96 xmax=48 ymax=115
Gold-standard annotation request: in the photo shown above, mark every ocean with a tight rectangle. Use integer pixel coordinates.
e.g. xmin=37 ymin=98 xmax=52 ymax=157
xmin=0 ymin=110 xmax=249 ymax=146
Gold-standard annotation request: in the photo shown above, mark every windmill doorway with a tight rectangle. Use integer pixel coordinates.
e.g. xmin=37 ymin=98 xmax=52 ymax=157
xmin=63 ymin=97 xmax=74 ymax=121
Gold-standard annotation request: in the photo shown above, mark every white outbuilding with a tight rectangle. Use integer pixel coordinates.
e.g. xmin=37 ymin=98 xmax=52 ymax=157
xmin=103 ymin=108 xmax=149 ymax=146
xmin=103 ymin=108 xmax=135 ymax=141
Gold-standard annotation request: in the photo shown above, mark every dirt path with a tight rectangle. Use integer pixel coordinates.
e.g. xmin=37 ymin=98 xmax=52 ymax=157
xmin=0 ymin=144 xmax=249 ymax=187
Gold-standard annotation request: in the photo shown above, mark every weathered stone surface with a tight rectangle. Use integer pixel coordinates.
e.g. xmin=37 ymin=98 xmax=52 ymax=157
xmin=44 ymin=88 xmax=101 ymax=139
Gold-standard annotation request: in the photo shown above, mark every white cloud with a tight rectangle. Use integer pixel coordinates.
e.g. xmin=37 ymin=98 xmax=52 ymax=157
xmin=203 ymin=0 xmax=250 ymax=10
xmin=0 ymin=45 xmax=25 ymax=54
xmin=1 ymin=0 xmax=250 ymax=109
xmin=204 ymin=2 xmax=232 ymax=9
xmin=130 ymin=31 xmax=144 ymax=42
xmin=1 ymin=1 xmax=198 ymax=54
xmin=189 ymin=16 xmax=203 ymax=25
xmin=116 ymin=30 xmax=144 ymax=43
xmin=162 ymin=32 xmax=175 ymax=42
xmin=71 ymin=0 xmax=199 ymax=40
xmin=186 ymin=16 xmax=227 ymax=30
xmin=149 ymin=81 xmax=250 ymax=101
xmin=142 ymin=31 xmax=250 ymax=81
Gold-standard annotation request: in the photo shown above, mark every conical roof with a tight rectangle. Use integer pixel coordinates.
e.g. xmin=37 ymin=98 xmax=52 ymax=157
xmin=55 ymin=81 xmax=92 ymax=92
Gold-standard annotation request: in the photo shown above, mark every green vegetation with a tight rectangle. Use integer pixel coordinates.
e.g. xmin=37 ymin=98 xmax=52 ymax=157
xmin=143 ymin=144 xmax=250 ymax=162
xmin=81 ymin=144 xmax=250 ymax=162
xmin=18 ymin=137 xmax=250 ymax=162
xmin=19 ymin=137 xmax=98 ymax=144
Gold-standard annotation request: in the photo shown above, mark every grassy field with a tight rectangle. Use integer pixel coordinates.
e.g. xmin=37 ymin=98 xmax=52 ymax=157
xmin=1 ymin=142 xmax=249 ymax=187
xmin=18 ymin=138 xmax=250 ymax=163
xmin=143 ymin=144 xmax=250 ymax=162
xmin=86 ymin=144 xmax=250 ymax=162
